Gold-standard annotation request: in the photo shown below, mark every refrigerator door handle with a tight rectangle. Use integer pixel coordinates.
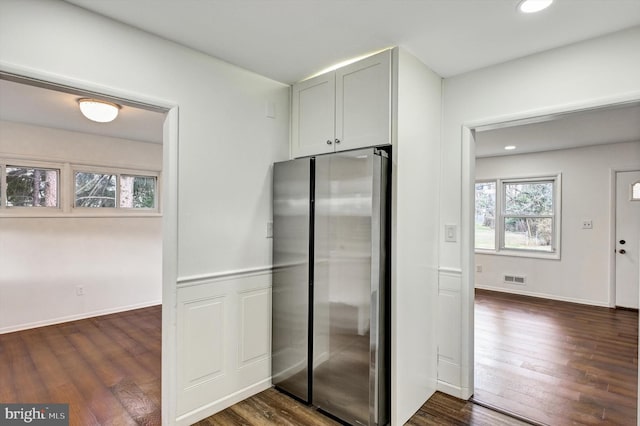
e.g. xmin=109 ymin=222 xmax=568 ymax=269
xmin=369 ymin=151 xmax=388 ymax=426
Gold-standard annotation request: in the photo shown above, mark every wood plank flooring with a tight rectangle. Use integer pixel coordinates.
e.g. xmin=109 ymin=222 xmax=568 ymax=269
xmin=474 ymin=289 xmax=638 ymax=425
xmin=2 ymin=291 xmax=636 ymax=425
xmin=0 ymin=305 xmax=161 ymax=426
xmin=195 ymin=387 xmax=529 ymax=426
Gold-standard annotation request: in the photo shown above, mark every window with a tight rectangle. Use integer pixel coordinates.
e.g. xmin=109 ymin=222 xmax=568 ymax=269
xmin=74 ymin=170 xmax=157 ymax=209
xmin=75 ymin=172 xmax=116 ymax=207
xmin=632 ymin=182 xmax=640 ymax=201
xmin=1 ymin=165 xmax=59 ymax=207
xmin=503 ymin=180 xmax=554 ymax=252
xmin=475 ymin=182 xmax=496 ymax=250
xmin=120 ymin=175 xmax=156 ymax=208
xmin=475 ymin=175 xmax=560 ymax=257
xmin=1 ymin=158 xmax=159 ymax=216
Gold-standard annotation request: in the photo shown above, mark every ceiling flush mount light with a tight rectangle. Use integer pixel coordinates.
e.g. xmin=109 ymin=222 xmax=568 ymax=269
xmin=517 ymin=0 xmax=553 ymax=13
xmin=504 ymin=145 xmax=517 ymax=150
xmin=78 ymin=98 xmax=120 ymax=123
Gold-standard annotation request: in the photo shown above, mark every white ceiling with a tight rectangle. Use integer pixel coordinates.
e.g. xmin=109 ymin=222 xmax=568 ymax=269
xmin=0 ymin=78 xmax=165 ymax=144
xmin=64 ymin=0 xmax=640 ymax=84
xmin=3 ymin=1 xmax=639 ymax=151
xmin=475 ymin=103 xmax=640 ymax=158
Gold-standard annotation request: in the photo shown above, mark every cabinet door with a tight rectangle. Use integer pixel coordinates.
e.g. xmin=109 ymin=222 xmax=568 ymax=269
xmin=292 ymin=73 xmax=336 ymax=158
xmin=335 ymin=50 xmax=391 ymax=151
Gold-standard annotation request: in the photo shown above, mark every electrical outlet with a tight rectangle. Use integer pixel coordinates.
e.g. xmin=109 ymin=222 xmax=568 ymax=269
xmin=476 ymin=265 xmax=483 ymax=273
xmin=582 ymin=220 xmax=593 ymax=229
xmin=76 ymin=285 xmax=84 ymax=296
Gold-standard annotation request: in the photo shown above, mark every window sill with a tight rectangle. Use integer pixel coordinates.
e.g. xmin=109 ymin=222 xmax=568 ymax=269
xmin=475 ymin=248 xmax=560 ymax=260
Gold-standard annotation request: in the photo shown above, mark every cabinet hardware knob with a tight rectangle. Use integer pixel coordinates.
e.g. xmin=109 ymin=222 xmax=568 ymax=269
xmin=326 ymin=139 xmax=333 ymax=145
xmin=335 ymin=138 xmax=341 ymax=144
xmin=619 ymin=239 xmax=626 ymax=245
xmin=619 ymin=249 xmax=626 ymax=254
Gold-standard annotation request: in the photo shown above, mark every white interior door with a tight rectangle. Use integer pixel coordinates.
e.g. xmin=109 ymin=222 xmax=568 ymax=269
xmin=615 ymin=170 xmax=640 ymax=309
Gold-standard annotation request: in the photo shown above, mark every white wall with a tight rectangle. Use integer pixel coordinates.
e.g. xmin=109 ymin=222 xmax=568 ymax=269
xmin=475 ymin=141 xmax=640 ymax=306
xmin=0 ymin=120 xmax=162 ymax=332
xmin=440 ymin=26 xmax=640 ymax=399
xmin=0 ymin=1 xmax=290 ymax=424
xmin=391 ymin=48 xmax=441 ymax=424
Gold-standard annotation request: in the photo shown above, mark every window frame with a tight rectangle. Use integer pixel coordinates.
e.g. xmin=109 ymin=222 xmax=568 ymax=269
xmin=475 ymin=173 xmax=561 ymax=260
xmin=0 ymin=157 xmax=161 ymax=218
xmin=72 ymin=165 xmax=160 ymax=213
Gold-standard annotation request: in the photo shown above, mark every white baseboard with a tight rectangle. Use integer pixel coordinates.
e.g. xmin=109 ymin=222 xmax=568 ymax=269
xmin=437 ymin=380 xmax=466 ymax=399
xmin=175 ymin=378 xmax=272 ymax=426
xmin=475 ymin=285 xmax=610 ymax=308
xmin=0 ymin=299 xmax=162 ymax=334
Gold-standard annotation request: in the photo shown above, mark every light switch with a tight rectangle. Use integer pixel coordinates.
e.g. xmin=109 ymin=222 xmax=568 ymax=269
xmin=267 ymin=221 xmax=273 ymax=238
xmin=445 ymin=224 xmax=457 ymax=242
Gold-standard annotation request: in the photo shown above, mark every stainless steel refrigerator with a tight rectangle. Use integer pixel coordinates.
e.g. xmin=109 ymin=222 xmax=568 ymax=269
xmin=272 ymin=147 xmax=389 ymax=426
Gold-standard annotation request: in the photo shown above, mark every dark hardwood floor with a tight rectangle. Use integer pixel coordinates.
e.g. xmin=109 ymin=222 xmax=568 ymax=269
xmin=3 ymin=291 xmax=636 ymax=425
xmin=195 ymin=387 xmax=529 ymax=426
xmin=0 ymin=305 xmax=161 ymax=426
xmin=475 ymin=289 xmax=638 ymax=425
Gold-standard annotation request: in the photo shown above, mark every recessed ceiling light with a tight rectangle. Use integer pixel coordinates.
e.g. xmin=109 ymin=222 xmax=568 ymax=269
xmin=78 ymin=98 xmax=120 ymax=123
xmin=517 ymin=0 xmax=553 ymax=13
xmin=504 ymin=145 xmax=517 ymax=150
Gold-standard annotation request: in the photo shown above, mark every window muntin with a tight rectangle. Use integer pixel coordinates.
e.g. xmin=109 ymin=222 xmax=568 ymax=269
xmin=5 ymin=166 xmax=59 ymax=207
xmin=475 ymin=175 xmax=560 ymax=257
xmin=475 ymin=182 xmax=496 ymax=250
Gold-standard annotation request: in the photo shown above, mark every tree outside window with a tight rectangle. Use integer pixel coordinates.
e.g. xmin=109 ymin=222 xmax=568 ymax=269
xmin=503 ymin=181 xmax=554 ymax=252
xmin=6 ymin=166 xmax=58 ymax=207
xmin=475 ymin=176 xmax=559 ymax=257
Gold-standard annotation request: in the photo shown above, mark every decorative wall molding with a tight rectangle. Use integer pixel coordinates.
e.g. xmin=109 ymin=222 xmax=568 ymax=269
xmin=176 ymin=269 xmax=272 ymax=420
xmin=437 ymin=269 xmax=462 ymax=387
xmin=177 ymin=265 xmax=272 ymax=287
xmin=437 ymin=266 xmax=462 ymax=276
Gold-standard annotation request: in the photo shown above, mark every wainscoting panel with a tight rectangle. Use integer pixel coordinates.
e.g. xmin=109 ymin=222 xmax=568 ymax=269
xmin=183 ymin=296 xmax=226 ymax=387
xmin=239 ymin=288 xmax=271 ymax=367
xmin=175 ymin=268 xmax=272 ymax=425
xmin=437 ymin=269 xmax=462 ymax=391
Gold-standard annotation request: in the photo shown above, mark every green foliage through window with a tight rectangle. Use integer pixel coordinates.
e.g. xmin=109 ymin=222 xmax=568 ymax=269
xmin=120 ymin=175 xmax=156 ymax=208
xmin=475 ymin=177 xmax=558 ymax=254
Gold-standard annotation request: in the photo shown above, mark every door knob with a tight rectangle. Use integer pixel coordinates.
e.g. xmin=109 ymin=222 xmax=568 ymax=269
xmin=619 ymin=239 xmax=626 ymax=245
xmin=335 ymin=138 xmax=341 ymax=144
xmin=619 ymin=249 xmax=626 ymax=254
xmin=326 ymin=139 xmax=333 ymax=145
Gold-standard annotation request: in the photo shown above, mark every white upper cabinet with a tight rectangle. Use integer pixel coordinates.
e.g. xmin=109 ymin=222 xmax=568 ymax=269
xmin=291 ymin=49 xmax=392 ymax=158
xmin=292 ymin=72 xmax=336 ymax=157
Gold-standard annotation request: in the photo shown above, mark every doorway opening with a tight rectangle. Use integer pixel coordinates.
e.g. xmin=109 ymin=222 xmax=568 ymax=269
xmin=467 ymin=101 xmax=640 ymax=424
xmin=0 ymin=71 xmax=175 ymax=424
